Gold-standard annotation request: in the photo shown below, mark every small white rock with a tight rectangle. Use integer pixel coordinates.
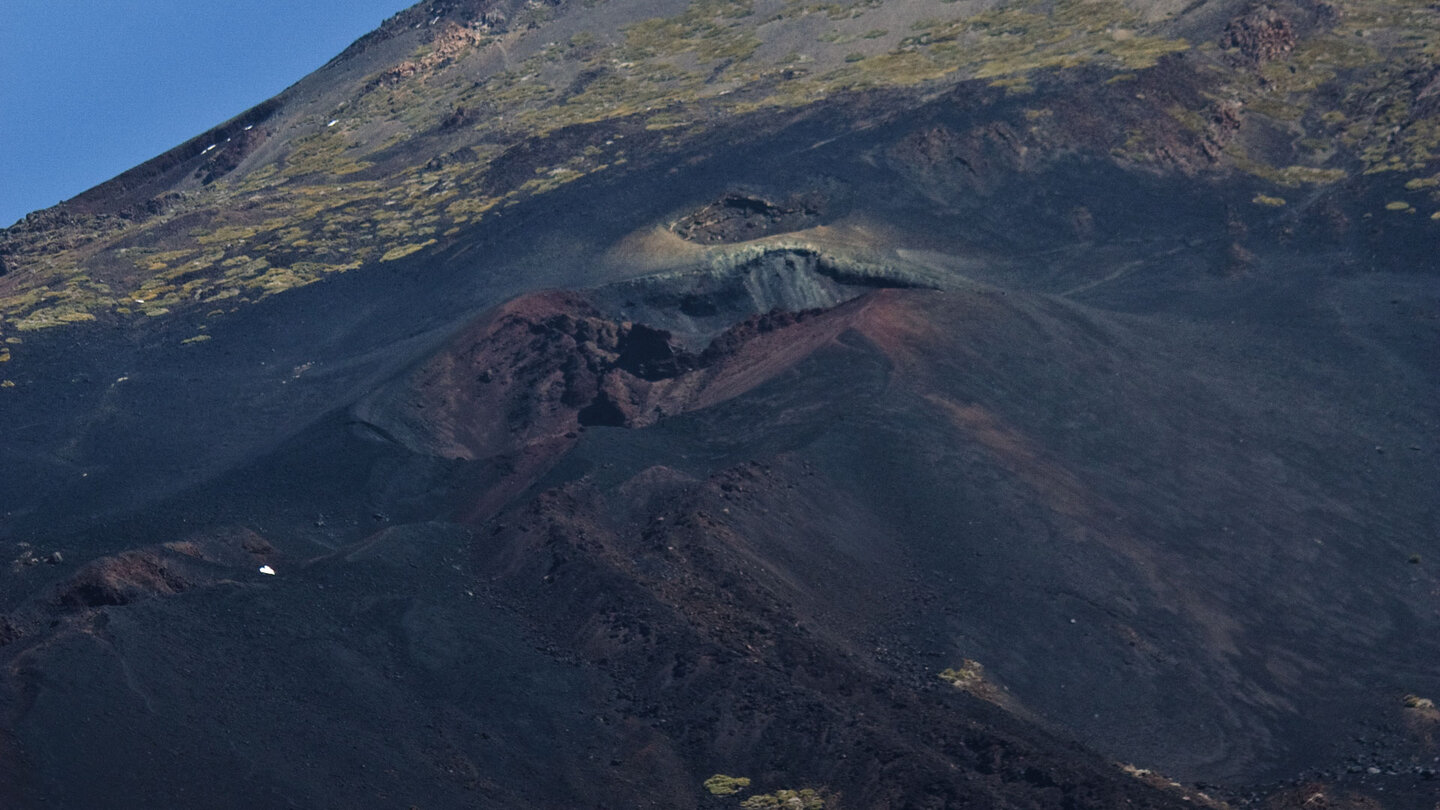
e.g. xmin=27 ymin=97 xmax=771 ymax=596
xmin=258 ymin=565 xmax=277 ymax=576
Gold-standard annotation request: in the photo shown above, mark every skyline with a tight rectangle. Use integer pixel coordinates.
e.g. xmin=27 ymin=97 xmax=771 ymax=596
xmin=0 ymin=1 xmax=411 ymax=227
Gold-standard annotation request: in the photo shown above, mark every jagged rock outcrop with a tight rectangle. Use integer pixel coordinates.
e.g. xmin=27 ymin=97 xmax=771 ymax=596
xmin=1221 ymin=6 xmax=1297 ymax=66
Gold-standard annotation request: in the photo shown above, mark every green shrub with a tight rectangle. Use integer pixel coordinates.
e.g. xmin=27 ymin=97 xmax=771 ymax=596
xmin=703 ymin=774 xmax=752 ymax=796
xmin=740 ymin=788 xmax=824 ymax=809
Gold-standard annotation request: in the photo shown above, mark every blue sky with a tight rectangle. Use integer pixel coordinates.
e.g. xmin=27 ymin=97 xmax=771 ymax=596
xmin=1 ymin=1 xmax=412 ymax=227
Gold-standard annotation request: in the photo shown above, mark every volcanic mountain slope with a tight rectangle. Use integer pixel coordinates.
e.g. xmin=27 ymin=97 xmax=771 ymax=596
xmin=1 ymin=0 xmax=1438 ymax=808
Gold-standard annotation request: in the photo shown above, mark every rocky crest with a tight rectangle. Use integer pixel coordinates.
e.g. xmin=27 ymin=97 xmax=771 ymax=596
xmin=1221 ymin=6 xmax=1298 ymax=66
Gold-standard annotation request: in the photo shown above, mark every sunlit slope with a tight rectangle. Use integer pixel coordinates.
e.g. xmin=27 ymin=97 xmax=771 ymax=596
xmin=1 ymin=0 xmax=1436 ymax=337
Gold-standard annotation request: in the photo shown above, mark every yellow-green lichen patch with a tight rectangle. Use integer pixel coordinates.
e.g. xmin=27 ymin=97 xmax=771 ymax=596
xmin=181 ymin=334 xmax=212 ymax=345
xmin=939 ymin=659 xmax=987 ymax=690
xmin=1222 ymin=138 xmax=1349 ymax=188
xmin=740 ymin=788 xmax=825 ymax=809
xmin=1244 ymin=94 xmax=1305 ymax=123
xmin=4 ymin=274 xmax=116 ymax=331
xmin=988 ymin=75 xmax=1035 ymax=95
xmin=939 ymin=658 xmax=1021 ymax=709
xmin=1252 ymin=193 xmax=1287 ymax=207
xmin=13 ymin=307 xmax=100 ymax=331
xmin=193 ymin=224 xmax=265 ymax=246
xmin=446 ymin=194 xmax=501 ymax=222
xmin=1384 ymin=201 xmax=1415 ymax=212
xmin=1165 ymin=104 xmax=1206 ymax=134
xmin=1271 ymin=166 xmax=1348 ymax=185
xmin=703 ymin=774 xmax=752 ymax=796
xmin=245 ymin=260 xmax=363 ymax=297
xmin=620 ymin=0 xmax=760 ymax=64
xmin=379 ymin=241 xmax=437 ymax=262
xmin=782 ymin=0 xmax=1191 ymax=98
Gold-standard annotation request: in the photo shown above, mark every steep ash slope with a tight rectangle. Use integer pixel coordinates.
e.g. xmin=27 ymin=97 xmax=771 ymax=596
xmin=0 ymin=0 xmax=1438 ymax=808
xmin=1 ymin=273 xmax=1433 ymax=808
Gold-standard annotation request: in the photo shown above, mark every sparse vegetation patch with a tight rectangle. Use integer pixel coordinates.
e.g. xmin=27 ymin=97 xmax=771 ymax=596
xmin=740 ymin=788 xmax=825 ymax=809
xmin=704 ymin=774 xmax=752 ymax=796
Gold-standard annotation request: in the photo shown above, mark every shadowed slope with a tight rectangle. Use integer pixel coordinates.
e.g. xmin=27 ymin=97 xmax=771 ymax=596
xmin=0 ymin=0 xmax=1437 ymax=807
